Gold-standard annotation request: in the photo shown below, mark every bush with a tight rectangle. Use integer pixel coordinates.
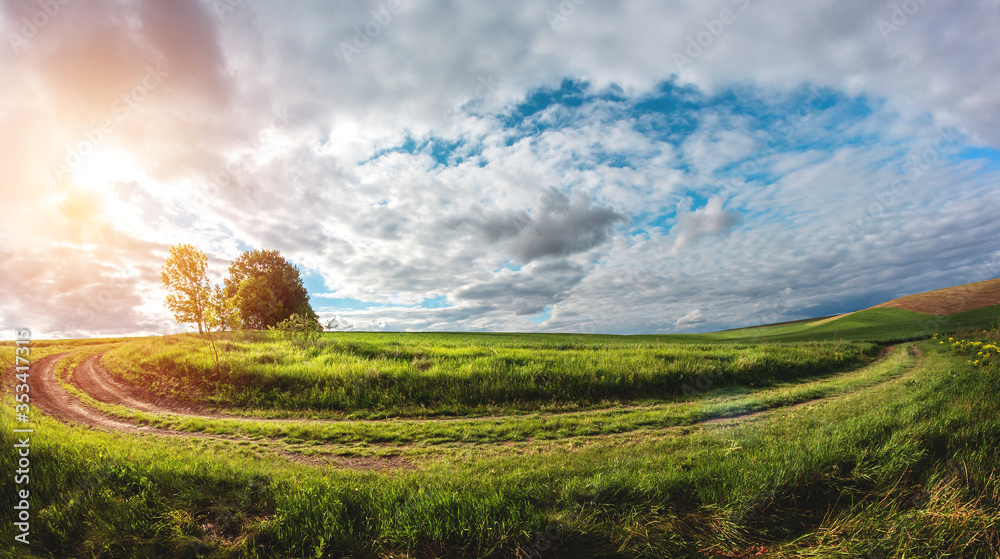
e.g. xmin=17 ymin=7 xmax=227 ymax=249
xmin=271 ymin=313 xmax=323 ymax=345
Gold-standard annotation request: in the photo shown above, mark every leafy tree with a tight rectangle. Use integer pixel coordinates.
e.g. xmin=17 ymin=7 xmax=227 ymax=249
xmin=161 ymin=244 xmax=210 ymax=334
xmin=223 ymin=249 xmax=316 ymax=330
xmin=206 ymin=285 xmax=241 ymax=332
xmin=203 ymin=285 xmax=240 ymax=376
xmin=230 ymin=276 xmax=280 ymax=330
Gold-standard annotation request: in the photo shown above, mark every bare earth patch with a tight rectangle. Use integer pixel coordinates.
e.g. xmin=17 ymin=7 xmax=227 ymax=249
xmin=13 ymin=344 xmax=917 ymax=471
xmin=14 ymin=353 xmax=414 ymax=471
xmin=873 ymin=277 xmax=1000 ymax=315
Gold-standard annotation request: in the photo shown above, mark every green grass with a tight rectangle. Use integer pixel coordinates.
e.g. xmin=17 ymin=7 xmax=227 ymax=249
xmin=3 ymin=309 xmax=1000 ymax=558
xmin=710 ymin=304 xmax=1000 ymax=343
xmin=52 ymin=345 xmax=914 ymax=449
xmin=4 ymin=338 xmax=999 ymax=558
xmin=100 ymin=333 xmax=877 ymax=418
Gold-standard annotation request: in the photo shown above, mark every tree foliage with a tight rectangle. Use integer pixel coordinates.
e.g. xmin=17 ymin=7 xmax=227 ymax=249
xmin=223 ymin=249 xmax=316 ymax=330
xmin=205 ymin=285 xmax=241 ymax=332
xmin=162 ymin=246 xmax=317 ymax=334
xmin=161 ymin=244 xmax=210 ymax=334
xmin=273 ymin=312 xmax=323 ymax=344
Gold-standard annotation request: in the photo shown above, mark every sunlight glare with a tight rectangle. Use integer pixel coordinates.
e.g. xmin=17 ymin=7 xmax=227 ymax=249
xmin=72 ymin=146 xmax=146 ymax=192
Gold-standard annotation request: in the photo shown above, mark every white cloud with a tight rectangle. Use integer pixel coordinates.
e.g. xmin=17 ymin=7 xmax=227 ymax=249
xmin=670 ymin=197 xmax=743 ymax=253
xmin=3 ymin=0 xmax=1000 ymax=337
xmin=675 ymin=309 xmax=707 ymax=328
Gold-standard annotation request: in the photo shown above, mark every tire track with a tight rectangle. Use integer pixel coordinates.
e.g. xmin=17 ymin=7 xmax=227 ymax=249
xmin=21 ymin=352 xmax=411 ymax=470
xmin=28 ymin=353 xmax=208 ymax=437
xmin=18 ymin=344 xmax=918 ymax=465
xmin=76 ymin=349 xmax=901 ymax=425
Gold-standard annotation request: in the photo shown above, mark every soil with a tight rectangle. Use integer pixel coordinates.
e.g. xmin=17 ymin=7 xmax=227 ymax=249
xmin=14 ymin=353 xmax=411 ymax=471
xmin=10 ymin=343 xmax=920 ymax=470
xmin=872 ymin=277 xmax=1000 ymax=315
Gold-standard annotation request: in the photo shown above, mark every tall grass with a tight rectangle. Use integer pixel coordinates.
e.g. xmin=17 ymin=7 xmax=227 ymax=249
xmin=3 ymin=340 xmax=999 ymax=558
xmin=101 ymin=333 xmax=876 ymax=417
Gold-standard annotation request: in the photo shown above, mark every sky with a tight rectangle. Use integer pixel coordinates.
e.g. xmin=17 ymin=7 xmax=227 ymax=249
xmin=2 ymin=0 xmax=1000 ymax=338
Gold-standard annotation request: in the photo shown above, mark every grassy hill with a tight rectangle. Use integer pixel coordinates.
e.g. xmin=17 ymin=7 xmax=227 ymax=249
xmin=710 ymin=305 xmax=1000 ymax=343
xmin=874 ymin=277 xmax=1000 ymax=314
xmin=3 ymin=277 xmax=1000 ymax=558
xmin=5 ymin=331 xmax=999 ymax=558
xmin=710 ymin=278 xmax=1000 ymax=343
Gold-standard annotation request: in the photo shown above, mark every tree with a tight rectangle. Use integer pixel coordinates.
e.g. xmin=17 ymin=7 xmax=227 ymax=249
xmin=223 ymin=249 xmax=316 ymax=330
xmin=202 ymin=285 xmax=240 ymax=376
xmin=229 ymin=275 xmax=281 ymax=330
xmin=161 ymin=244 xmax=210 ymax=334
xmin=206 ymin=285 xmax=241 ymax=332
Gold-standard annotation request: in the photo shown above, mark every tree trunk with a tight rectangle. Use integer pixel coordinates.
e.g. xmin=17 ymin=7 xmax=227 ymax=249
xmin=208 ymin=333 xmax=222 ymax=377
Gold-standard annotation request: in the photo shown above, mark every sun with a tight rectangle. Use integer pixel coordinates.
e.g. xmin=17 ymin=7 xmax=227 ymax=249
xmin=72 ymin=146 xmax=146 ymax=192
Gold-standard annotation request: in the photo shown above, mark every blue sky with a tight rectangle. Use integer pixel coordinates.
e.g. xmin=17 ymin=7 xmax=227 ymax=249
xmin=301 ymin=77 xmax=999 ymax=333
xmin=1 ymin=0 xmax=999 ymax=337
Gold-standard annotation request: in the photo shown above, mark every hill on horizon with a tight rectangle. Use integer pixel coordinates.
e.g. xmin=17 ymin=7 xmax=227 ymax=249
xmin=872 ymin=277 xmax=1000 ymax=315
xmin=710 ymin=277 xmax=1000 ymax=342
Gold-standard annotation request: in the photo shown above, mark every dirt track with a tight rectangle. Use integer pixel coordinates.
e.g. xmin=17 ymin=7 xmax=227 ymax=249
xmin=62 ymin=351 xmax=903 ymax=425
xmin=15 ymin=345 xmax=917 ymax=470
xmin=71 ymin=353 xmax=219 ymax=418
xmin=29 ymin=353 xmax=188 ymax=437
xmin=22 ymin=352 xmax=411 ymax=470
xmin=67 ymin=352 xmax=670 ymax=424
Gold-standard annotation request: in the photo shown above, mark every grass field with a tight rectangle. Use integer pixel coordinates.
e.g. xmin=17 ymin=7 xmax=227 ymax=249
xmin=99 ymin=334 xmax=877 ymax=418
xmin=2 ymin=299 xmax=1000 ymax=558
xmin=708 ymin=304 xmax=1000 ymax=343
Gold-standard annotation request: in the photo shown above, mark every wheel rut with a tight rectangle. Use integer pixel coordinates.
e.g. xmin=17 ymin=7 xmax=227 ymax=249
xmin=14 ymin=343 xmax=919 ymax=466
xmin=16 ymin=352 xmax=411 ymax=471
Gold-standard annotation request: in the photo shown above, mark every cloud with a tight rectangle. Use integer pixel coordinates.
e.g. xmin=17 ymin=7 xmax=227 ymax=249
xmin=670 ymin=197 xmax=743 ymax=253
xmin=448 ymin=188 xmax=624 ymax=264
xmin=453 ymin=260 xmax=586 ymax=316
xmin=675 ymin=309 xmax=706 ymax=328
xmin=3 ymin=1 xmax=1000 ymax=338
xmin=136 ymin=0 xmax=232 ymax=104
xmin=507 ymin=189 xmax=625 ymax=262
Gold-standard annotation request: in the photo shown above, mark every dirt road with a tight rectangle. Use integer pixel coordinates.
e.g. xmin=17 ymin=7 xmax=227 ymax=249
xmin=27 ymin=353 xmax=206 ymax=437
xmin=20 ymin=352 xmax=409 ymax=470
xmin=12 ymin=345 xmax=917 ymax=471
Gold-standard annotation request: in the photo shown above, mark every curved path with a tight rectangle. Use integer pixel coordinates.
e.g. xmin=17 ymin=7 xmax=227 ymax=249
xmin=23 ymin=352 xmax=411 ymax=470
xmin=30 ymin=353 xmax=195 ymax=437
xmin=68 ymin=346 xmax=907 ymax=424
xmin=71 ymin=352 xmax=648 ymax=424
xmin=16 ymin=345 xmax=919 ymax=469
